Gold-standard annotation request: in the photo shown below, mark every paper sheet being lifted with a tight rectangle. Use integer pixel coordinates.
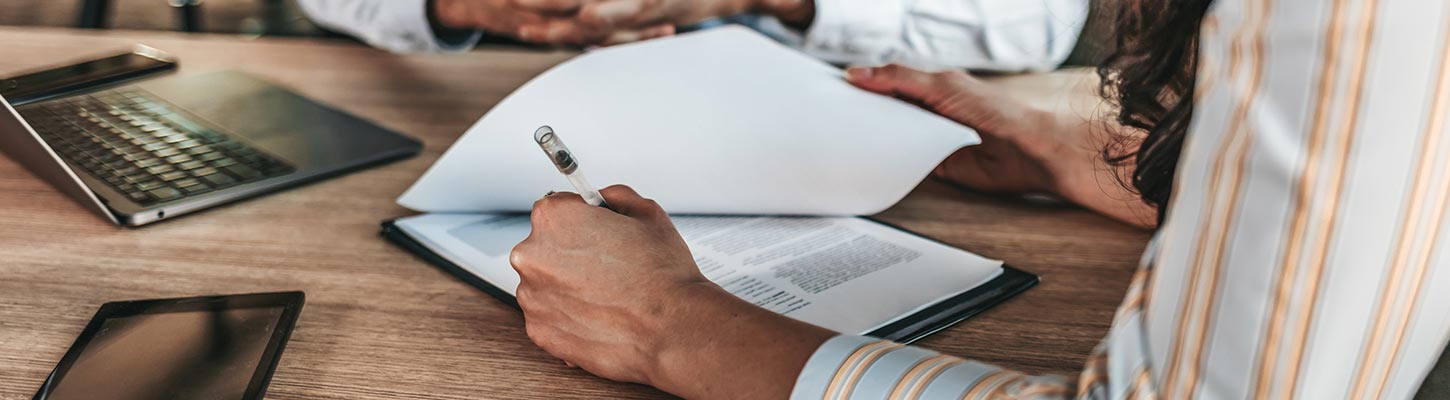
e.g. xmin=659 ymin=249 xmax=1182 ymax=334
xmin=398 ymin=26 xmax=979 ymax=216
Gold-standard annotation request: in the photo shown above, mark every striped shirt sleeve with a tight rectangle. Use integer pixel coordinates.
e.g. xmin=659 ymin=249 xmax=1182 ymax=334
xmin=792 ymin=0 xmax=1450 ymax=398
xmin=791 ymin=335 xmax=1073 ymax=400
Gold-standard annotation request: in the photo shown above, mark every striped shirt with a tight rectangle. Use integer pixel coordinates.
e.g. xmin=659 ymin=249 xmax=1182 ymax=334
xmin=792 ymin=0 xmax=1450 ymax=398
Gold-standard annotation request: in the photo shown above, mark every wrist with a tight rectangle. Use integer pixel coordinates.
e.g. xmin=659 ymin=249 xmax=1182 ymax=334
xmin=1003 ymin=106 xmax=1074 ymax=195
xmin=642 ymin=282 xmax=734 ymax=391
xmin=755 ymin=0 xmax=816 ymax=28
xmin=645 ymin=282 xmax=835 ymax=399
xmin=1028 ymin=109 xmax=1159 ymax=227
xmin=430 ymin=0 xmax=470 ymax=30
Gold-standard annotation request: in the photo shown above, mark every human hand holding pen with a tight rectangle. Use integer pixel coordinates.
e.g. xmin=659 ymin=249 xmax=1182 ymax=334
xmin=510 ymin=186 xmax=835 ymax=398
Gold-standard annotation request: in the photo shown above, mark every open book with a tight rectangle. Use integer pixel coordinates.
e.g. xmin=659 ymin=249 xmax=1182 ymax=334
xmin=385 ymin=27 xmax=1036 ymax=342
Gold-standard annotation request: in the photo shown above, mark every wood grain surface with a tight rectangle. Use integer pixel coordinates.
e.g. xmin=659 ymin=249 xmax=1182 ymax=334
xmin=0 ymin=27 xmax=1150 ymax=399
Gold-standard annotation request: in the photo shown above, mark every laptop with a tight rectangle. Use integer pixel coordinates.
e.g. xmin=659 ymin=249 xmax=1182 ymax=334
xmin=0 ymin=46 xmax=422 ymax=226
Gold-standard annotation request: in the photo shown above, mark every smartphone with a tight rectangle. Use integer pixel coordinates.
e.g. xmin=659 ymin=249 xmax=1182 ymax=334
xmin=0 ymin=45 xmax=177 ymax=106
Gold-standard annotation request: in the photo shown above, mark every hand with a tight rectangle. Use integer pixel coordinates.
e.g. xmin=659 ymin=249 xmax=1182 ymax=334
xmin=519 ymin=0 xmax=817 ymax=45
xmin=509 ymin=185 xmax=705 ymax=384
xmin=433 ymin=0 xmax=674 ymax=46
xmin=846 ymin=64 xmax=1158 ymax=228
xmin=510 ymin=185 xmax=835 ymax=398
xmin=847 ymin=65 xmax=1065 ymax=193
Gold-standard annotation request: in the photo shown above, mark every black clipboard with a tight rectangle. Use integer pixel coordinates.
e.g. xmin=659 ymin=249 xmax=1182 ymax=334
xmin=380 ymin=217 xmax=1038 ymax=344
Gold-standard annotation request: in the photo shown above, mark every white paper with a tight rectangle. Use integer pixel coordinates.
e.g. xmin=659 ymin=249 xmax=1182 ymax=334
xmin=398 ymin=26 xmax=979 ymax=216
xmin=394 ymin=214 xmax=1003 ymax=334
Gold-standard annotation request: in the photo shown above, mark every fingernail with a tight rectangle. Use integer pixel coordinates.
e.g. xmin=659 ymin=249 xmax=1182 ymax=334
xmin=846 ymin=67 xmax=873 ymax=80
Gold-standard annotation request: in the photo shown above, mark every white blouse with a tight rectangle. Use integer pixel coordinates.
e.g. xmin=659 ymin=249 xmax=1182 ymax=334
xmin=294 ymin=0 xmax=1087 ymax=72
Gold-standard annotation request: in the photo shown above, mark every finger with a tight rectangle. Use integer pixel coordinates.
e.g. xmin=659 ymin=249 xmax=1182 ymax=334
xmin=509 ymin=239 xmax=543 ymax=278
xmin=530 ymin=191 xmax=587 ymax=227
xmin=600 ymin=24 xmax=675 ymax=46
xmin=524 ymin=321 xmax=588 ymax=363
xmin=517 ymin=19 xmax=611 ymax=46
xmin=598 ymin=185 xmax=666 ymax=219
xmin=580 ymin=0 xmax=665 ymax=29
xmin=845 ymin=64 xmax=971 ymax=107
xmin=514 ymin=283 xmax=561 ymax=319
xmin=510 ymin=0 xmax=584 ymax=15
xmin=514 ymin=282 xmax=533 ymax=307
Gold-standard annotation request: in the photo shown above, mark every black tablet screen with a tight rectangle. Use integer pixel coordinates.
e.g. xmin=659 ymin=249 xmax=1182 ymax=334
xmin=45 ymin=306 xmax=285 ymax=400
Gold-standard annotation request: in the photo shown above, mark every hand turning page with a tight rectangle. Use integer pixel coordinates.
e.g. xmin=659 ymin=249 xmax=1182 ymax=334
xmin=398 ymin=26 xmax=979 ymax=216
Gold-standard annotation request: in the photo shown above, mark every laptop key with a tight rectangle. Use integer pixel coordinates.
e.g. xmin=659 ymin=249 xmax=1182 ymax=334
xmin=186 ymin=145 xmax=213 ymax=155
xmin=202 ymin=173 xmax=237 ymax=188
xmin=135 ymin=180 xmax=166 ymax=191
xmin=190 ymin=167 xmax=219 ymax=177
xmin=112 ymin=165 xmax=142 ymax=177
xmin=159 ymin=171 xmax=188 ymax=182
xmin=182 ymin=185 xmax=212 ymax=195
xmin=125 ymin=191 xmax=151 ymax=203
xmin=146 ymin=187 xmax=183 ymax=202
xmin=144 ymin=164 xmax=176 ymax=175
xmin=135 ymin=157 xmax=165 ymax=168
xmin=174 ymin=178 xmax=201 ymax=188
xmin=223 ymin=164 xmax=261 ymax=180
xmin=178 ymin=161 xmax=206 ymax=171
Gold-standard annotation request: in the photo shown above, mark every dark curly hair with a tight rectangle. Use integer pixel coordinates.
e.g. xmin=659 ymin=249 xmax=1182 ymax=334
xmin=1098 ymin=0 xmax=1217 ymax=225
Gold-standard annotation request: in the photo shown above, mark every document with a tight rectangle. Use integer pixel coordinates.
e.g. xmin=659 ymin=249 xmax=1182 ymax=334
xmin=394 ymin=213 xmax=1003 ymax=334
xmin=397 ymin=26 xmax=979 ymax=216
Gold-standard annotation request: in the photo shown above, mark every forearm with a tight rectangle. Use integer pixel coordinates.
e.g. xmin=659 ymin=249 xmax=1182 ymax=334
xmin=648 ymin=283 xmax=836 ymax=399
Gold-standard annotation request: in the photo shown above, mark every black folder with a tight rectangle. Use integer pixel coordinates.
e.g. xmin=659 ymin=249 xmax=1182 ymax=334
xmin=381 ymin=218 xmax=1039 ymax=344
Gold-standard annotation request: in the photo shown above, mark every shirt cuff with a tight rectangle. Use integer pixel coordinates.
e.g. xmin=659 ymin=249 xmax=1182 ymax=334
xmin=426 ymin=0 xmax=484 ymax=50
xmin=797 ymin=0 xmax=905 ymax=66
xmin=375 ymin=0 xmax=480 ymax=53
xmin=790 ymin=335 xmax=997 ymax=399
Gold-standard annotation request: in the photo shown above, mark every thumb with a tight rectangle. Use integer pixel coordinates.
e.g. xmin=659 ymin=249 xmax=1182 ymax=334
xmin=846 ymin=64 xmax=939 ymax=100
xmin=846 ymin=64 xmax=971 ymax=108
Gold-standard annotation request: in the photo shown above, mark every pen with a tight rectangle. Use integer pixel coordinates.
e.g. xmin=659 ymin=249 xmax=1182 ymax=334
xmin=534 ymin=125 xmax=610 ymax=209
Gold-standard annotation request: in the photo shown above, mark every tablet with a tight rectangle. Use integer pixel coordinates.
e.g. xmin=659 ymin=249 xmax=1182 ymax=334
xmin=34 ymin=291 xmax=305 ymax=400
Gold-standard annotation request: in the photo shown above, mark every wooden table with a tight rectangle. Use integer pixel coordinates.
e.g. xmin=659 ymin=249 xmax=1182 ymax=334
xmin=0 ymin=28 xmax=1151 ymax=399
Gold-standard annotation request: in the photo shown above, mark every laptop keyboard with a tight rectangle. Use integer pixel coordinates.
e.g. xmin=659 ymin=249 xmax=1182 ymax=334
xmin=17 ymin=89 xmax=294 ymax=206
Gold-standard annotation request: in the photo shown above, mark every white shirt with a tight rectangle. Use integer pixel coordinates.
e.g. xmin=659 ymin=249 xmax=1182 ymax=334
xmin=793 ymin=0 xmax=1450 ymax=398
xmin=296 ymin=0 xmax=1088 ymax=71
